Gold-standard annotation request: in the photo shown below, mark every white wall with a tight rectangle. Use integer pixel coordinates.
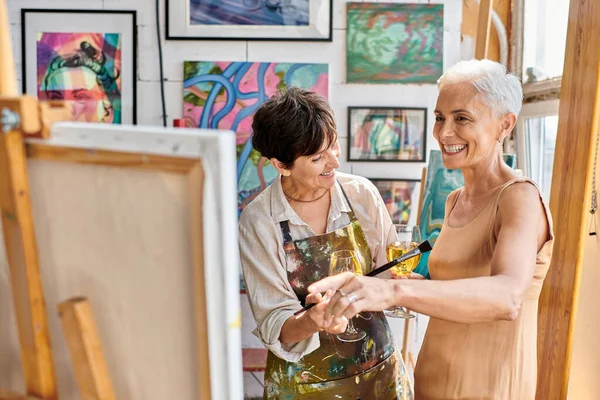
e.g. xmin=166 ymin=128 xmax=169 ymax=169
xmin=5 ymin=0 xmax=462 ymax=397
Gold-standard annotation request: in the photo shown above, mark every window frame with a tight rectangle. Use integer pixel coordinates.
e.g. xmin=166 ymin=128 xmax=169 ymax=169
xmin=510 ymin=0 xmax=562 ymax=102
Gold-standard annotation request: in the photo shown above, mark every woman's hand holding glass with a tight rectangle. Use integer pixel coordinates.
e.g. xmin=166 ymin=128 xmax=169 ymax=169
xmin=328 ymin=250 xmax=368 ymax=342
xmin=303 ymin=290 xmax=348 ymax=334
xmin=385 ymin=224 xmax=422 ymax=319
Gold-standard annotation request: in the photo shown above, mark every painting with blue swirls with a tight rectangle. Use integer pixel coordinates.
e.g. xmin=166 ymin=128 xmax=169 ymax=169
xmin=416 ymin=150 xmax=516 ymax=278
xmin=182 ymin=61 xmax=329 ymax=216
xmin=190 ymin=0 xmax=310 ymax=26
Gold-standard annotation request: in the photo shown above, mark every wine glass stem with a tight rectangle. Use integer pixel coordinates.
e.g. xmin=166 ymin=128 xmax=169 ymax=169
xmin=347 ymin=318 xmax=358 ymax=334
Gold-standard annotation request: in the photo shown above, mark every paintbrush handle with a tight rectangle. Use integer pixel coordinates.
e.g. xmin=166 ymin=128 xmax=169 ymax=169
xmin=366 ymin=246 xmax=422 ymax=277
xmin=293 ymin=241 xmax=431 ymax=315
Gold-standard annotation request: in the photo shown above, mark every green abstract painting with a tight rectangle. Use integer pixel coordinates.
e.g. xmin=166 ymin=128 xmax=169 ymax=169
xmin=346 ymin=3 xmax=444 ymax=84
xmin=416 ymin=151 xmax=517 ymax=278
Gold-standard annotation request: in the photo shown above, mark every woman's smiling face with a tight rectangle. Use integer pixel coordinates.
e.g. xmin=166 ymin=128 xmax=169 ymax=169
xmin=433 ymin=82 xmax=505 ymax=170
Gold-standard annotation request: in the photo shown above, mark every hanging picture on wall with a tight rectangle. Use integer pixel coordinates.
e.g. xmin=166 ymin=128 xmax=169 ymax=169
xmin=348 ymin=106 xmax=427 ymax=162
xmin=166 ymin=0 xmax=332 ymax=41
xmin=346 ymin=3 xmax=444 ymax=84
xmin=21 ymin=9 xmax=137 ymax=124
xmin=370 ymin=178 xmax=421 ymax=225
xmin=182 ymin=61 xmax=329 ymax=215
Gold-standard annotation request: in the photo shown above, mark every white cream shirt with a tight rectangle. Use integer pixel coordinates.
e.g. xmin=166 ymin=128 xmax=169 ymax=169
xmin=238 ymin=172 xmax=393 ymax=362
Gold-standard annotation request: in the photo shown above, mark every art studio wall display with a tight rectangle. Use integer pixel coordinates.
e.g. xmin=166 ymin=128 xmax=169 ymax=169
xmin=370 ymin=178 xmax=421 ymax=226
xmin=166 ymin=0 xmax=332 ymax=41
xmin=182 ymin=61 xmax=329 ymax=215
xmin=21 ymin=9 xmax=137 ymax=124
xmin=346 ymin=2 xmax=444 ymax=84
xmin=348 ymin=107 xmax=427 ymax=162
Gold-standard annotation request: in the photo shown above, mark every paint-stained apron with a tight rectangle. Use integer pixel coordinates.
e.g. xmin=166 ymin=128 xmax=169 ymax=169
xmin=263 ymin=184 xmax=413 ymax=400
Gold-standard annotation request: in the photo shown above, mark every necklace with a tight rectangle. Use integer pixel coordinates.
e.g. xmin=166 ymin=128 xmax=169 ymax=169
xmin=590 ymin=126 xmax=599 ymax=236
xmin=283 ymin=188 xmax=329 ymax=203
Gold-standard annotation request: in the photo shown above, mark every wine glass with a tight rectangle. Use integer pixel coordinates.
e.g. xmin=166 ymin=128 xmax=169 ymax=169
xmin=329 ymin=249 xmax=367 ymax=342
xmin=385 ymin=224 xmax=421 ymax=319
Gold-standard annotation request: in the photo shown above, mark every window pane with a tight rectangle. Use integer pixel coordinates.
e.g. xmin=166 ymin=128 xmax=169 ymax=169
xmin=522 ymin=0 xmax=569 ymax=83
xmin=523 ymin=115 xmax=558 ymax=201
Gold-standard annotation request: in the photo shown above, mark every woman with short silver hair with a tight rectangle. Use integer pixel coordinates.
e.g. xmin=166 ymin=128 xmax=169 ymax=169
xmin=308 ymin=59 xmax=554 ymax=400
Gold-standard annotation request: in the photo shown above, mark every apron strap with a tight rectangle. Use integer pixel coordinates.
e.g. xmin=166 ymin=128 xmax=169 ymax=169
xmin=337 ymin=180 xmax=359 ymax=222
xmin=279 ymin=220 xmax=297 ymax=253
xmin=280 ymin=220 xmax=293 ymax=244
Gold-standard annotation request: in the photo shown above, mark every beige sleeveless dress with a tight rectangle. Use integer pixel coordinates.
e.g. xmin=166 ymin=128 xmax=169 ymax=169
xmin=414 ymin=178 xmax=554 ymax=400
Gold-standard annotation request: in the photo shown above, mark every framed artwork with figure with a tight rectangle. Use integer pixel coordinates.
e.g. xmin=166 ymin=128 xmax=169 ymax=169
xmin=166 ymin=0 xmax=332 ymax=41
xmin=21 ymin=9 xmax=137 ymax=124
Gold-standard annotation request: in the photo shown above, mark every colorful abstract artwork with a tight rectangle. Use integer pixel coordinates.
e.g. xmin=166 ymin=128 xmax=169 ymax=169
xmin=189 ymin=0 xmax=309 ymax=26
xmin=371 ymin=179 xmax=421 ymax=225
xmin=348 ymin=107 xmax=427 ymax=161
xmin=182 ymin=61 xmax=329 ymax=215
xmin=346 ymin=3 xmax=444 ymax=84
xmin=167 ymin=0 xmax=331 ymax=40
xmin=36 ymin=32 xmax=122 ymax=123
xmin=416 ymin=151 xmax=518 ymax=278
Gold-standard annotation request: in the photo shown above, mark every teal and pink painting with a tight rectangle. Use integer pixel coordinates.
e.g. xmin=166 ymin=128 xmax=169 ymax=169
xmin=346 ymin=3 xmax=444 ymax=84
xmin=182 ymin=61 xmax=328 ymax=215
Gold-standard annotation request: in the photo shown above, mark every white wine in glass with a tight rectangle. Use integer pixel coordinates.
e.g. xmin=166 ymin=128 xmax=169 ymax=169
xmin=385 ymin=224 xmax=421 ymax=319
xmin=329 ymin=250 xmax=366 ymax=342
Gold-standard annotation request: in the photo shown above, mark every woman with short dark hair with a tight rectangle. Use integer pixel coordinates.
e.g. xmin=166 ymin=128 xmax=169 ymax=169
xmin=239 ymin=87 xmax=413 ymax=399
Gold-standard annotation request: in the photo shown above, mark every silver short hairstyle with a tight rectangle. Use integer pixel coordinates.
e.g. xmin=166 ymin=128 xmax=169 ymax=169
xmin=437 ymin=59 xmax=523 ymax=117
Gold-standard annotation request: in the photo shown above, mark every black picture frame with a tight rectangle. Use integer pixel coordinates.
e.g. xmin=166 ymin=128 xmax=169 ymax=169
xmin=166 ymin=0 xmax=333 ymax=41
xmin=21 ymin=9 xmax=138 ymax=125
xmin=347 ymin=106 xmax=427 ymax=162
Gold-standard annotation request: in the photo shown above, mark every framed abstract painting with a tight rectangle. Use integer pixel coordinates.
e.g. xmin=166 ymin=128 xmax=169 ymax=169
xmin=348 ymin=107 xmax=427 ymax=162
xmin=182 ymin=61 xmax=329 ymax=215
xmin=21 ymin=9 xmax=137 ymax=124
xmin=370 ymin=178 xmax=421 ymax=226
xmin=166 ymin=0 xmax=332 ymax=41
xmin=346 ymin=2 xmax=444 ymax=84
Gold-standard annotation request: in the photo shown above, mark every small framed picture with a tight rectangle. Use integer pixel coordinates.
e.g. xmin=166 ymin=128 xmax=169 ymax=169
xmin=21 ymin=9 xmax=137 ymax=124
xmin=370 ymin=178 xmax=422 ymax=225
xmin=166 ymin=0 xmax=332 ymax=41
xmin=348 ymin=107 xmax=427 ymax=162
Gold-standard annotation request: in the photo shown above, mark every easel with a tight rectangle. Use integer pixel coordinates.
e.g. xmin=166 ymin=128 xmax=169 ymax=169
xmin=0 ymin=1 xmax=242 ymax=396
xmin=1 ymin=0 xmax=62 ymax=397
xmin=0 ymin=0 xmax=115 ymax=398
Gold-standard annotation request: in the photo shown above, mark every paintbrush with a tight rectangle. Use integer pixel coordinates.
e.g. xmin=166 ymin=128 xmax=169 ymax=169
xmin=293 ymin=240 xmax=432 ymax=316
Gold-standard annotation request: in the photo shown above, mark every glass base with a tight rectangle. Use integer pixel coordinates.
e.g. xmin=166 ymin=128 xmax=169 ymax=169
xmin=384 ymin=307 xmax=415 ymax=319
xmin=336 ymin=330 xmax=367 ymax=342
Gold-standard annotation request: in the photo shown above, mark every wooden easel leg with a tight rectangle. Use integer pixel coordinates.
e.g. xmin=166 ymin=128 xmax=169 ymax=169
xmin=57 ymin=298 xmax=116 ymax=400
xmin=0 ymin=131 xmax=58 ymax=399
xmin=0 ymin=0 xmax=58 ymax=397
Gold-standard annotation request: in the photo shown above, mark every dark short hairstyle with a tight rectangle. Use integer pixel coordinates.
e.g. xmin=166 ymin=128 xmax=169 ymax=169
xmin=251 ymin=87 xmax=337 ymax=169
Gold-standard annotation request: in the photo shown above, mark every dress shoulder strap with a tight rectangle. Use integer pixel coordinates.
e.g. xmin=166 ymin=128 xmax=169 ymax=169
xmin=493 ymin=177 xmax=554 ymax=240
xmin=445 ymin=187 xmax=463 ymax=217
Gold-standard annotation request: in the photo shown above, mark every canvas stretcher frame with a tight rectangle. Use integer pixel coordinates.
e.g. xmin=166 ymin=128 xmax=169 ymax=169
xmin=0 ymin=122 xmax=242 ymax=400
